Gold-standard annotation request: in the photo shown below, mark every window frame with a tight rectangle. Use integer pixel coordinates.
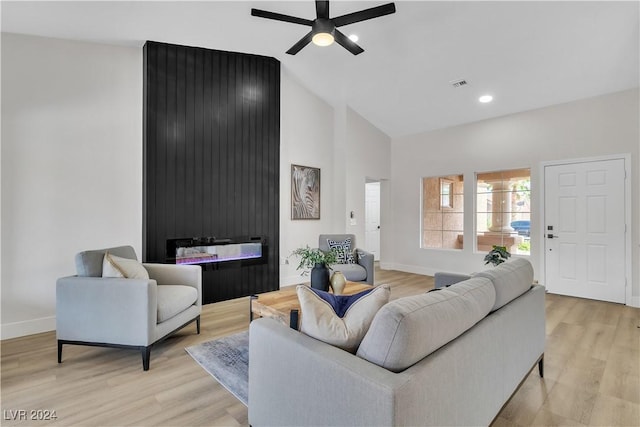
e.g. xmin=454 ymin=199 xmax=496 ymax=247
xmin=420 ymin=174 xmax=464 ymax=251
xmin=474 ymin=168 xmax=531 ymax=256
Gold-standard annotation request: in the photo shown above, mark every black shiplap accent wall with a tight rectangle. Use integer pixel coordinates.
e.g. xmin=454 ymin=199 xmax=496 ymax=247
xmin=143 ymin=41 xmax=280 ymax=304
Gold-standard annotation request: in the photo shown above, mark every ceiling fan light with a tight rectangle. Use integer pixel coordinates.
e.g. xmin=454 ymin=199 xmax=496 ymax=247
xmin=312 ymin=32 xmax=334 ymax=46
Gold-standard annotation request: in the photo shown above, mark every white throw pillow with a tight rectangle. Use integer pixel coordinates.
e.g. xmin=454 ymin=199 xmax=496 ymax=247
xmin=297 ymin=284 xmax=390 ymax=353
xmin=102 ymin=252 xmax=149 ymax=279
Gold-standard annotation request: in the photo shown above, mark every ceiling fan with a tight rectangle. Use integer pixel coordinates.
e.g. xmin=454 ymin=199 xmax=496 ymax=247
xmin=251 ymin=1 xmax=396 ymax=55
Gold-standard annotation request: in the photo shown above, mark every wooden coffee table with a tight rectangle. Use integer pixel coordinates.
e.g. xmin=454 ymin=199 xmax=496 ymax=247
xmin=250 ymin=282 xmax=372 ymax=330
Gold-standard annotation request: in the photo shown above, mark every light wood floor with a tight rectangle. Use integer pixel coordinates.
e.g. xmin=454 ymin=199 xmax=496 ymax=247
xmin=1 ymin=268 xmax=638 ymax=426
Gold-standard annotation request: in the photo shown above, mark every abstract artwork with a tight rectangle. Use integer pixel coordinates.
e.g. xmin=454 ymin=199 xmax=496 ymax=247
xmin=291 ymin=164 xmax=320 ymax=220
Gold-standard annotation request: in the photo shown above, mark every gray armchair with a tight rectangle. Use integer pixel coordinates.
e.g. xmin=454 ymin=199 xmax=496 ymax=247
xmin=56 ymin=245 xmax=202 ymax=371
xmin=319 ymin=234 xmax=374 ymax=285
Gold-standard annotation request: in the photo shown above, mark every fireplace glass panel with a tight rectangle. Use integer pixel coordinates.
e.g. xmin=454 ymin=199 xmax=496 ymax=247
xmin=175 ymin=242 xmax=262 ymax=265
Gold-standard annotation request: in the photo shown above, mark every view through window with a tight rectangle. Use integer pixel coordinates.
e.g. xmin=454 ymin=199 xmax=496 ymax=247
xmin=476 ymin=169 xmax=531 ymax=255
xmin=421 ymin=174 xmax=464 ymax=249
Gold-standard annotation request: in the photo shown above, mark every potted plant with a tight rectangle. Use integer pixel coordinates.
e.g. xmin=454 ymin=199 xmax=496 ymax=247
xmin=484 ymin=245 xmax=511 ymax=266
xmin=291 ymin=246 xmax=337 ymax=291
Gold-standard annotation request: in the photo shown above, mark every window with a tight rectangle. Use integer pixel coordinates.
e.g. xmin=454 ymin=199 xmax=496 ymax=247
xmin=476 ymin=169 xmax=530 ymax=255
xmin=440 ymin=178 xmax=454 ymax=209
xmin=422 ymin=174 xmax=464 ymax=249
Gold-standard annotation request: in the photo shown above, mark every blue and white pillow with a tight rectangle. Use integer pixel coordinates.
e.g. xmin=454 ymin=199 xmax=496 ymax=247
xmin=327 ymin=238 xmax=356 ymax=264
xmin=296 ymin=285 xmax=390 ymax=353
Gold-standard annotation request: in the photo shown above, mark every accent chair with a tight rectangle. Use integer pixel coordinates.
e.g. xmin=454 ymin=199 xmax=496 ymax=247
xmin=319 ymin=234 xmax=374 ymax=285
xmin=56 ymin=245 xmax=202 ymax=370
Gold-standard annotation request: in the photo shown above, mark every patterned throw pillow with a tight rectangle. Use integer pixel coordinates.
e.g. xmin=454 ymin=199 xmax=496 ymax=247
xmin=327 ymin=238 xmax=356 ymax=264
xmin=296 ymin=285 xmax=391 ymax=353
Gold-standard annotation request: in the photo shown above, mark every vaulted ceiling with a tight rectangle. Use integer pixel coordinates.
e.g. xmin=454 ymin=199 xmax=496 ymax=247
xmin=3 ymin=1 xmax=638 ymax=137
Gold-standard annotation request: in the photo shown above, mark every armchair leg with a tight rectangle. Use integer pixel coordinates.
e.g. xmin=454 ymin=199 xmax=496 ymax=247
xmin=538 ymin=355 xmax=544 ymax=378
xmin=57 ymin=341 xmax=63 ymax=363
xmin=141 ymin=346 xmax=151 ymax=371
xmin=196 ymin=316 xmax=201 ymax=334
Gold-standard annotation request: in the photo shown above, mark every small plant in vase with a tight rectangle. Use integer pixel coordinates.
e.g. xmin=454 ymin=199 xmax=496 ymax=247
xmin=290 ymin=246 xmax=337 ymax=291
xmin=484 ymin=245 xmax=511 ymax=266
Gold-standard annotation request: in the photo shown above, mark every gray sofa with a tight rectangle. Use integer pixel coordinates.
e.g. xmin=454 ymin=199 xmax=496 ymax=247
xmin=249 ymin=258 xmax=545 ymax=426
xmin=319 ymin=234 xmax=374 ymax=285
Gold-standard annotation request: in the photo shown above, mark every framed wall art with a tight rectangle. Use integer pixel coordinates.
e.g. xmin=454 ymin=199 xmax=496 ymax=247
xmin=291 ymin=164 xmax=320 ymax=220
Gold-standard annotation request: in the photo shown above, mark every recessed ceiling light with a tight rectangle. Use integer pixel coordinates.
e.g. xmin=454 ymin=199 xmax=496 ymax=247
xmin=348 ymin=34 xmax=359 ymax=42
xmin=479 ymin=95 xmax=493 ymax=103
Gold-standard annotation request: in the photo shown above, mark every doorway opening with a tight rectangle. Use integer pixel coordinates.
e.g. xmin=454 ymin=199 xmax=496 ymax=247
xmin=365 ymin=180 xmax=381 ymax=261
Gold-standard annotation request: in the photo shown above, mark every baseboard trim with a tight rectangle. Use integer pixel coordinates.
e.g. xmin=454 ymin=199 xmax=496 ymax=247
xmin=379 ymin=263 xmax=438 ymax=277
xmin=378 ymin=261 xmax=394 ymax=270
xmin=1 ymin=316 xmax=56 ymax=340
xmin=279 ymin=274 xmax=306 ymax=288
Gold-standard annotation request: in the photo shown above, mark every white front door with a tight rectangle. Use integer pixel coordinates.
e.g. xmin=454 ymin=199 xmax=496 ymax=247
xmin=365 ymin=182 xmax=381 ymax=261
xmin=544 ymin=158 xmax=627 ymax=303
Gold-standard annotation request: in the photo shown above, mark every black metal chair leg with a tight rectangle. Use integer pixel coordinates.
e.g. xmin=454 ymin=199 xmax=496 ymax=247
xmin=538 ymin=355 xmax=544 ymax=378
xmin=141 ymin=347 xmax=151 ymax=371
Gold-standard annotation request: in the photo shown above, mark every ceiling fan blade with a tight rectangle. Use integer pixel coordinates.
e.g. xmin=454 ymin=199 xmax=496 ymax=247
xmin=334 ymin=29 xmax=364 ymax=55
xmin=316 ymin=1 xmax=329 ymax=19
xmin=332 ymin=3 xmax=396 ymax=27
xmin=251 ymin=8 xmax=313 ymax=26
xmin=286 ymin=31 xmax=314 ymax=55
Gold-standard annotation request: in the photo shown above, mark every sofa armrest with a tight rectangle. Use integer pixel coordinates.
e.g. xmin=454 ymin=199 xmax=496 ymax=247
xmin=249 ymin=318 xmax=408 ymax=426
xmin=56 ymin=276 xmax=157 ymax=346
xmin=356 ymin=248 xmax=374 ymax=285
xmin=143 ymin=263 xmax=202 ymax=307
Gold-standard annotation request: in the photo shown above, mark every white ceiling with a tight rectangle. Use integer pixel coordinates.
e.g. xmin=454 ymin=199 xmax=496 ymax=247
xmin=2 ymin=1 xmax=639 ymax=137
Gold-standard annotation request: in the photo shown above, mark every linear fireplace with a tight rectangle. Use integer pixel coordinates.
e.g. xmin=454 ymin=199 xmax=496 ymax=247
xmin=166 ymin=236 xmax=267 ymax=268
xmin=144 ymin=41 xmax=280 ymax=303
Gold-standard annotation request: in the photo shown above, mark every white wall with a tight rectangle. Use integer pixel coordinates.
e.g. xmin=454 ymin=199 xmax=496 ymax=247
xmin=0 ymin=33 xmax=390 ymax=337
xmin=278 ymin=81 xmax=392 ymax=286
xmin=344 ymin=107 xmax=391 ymax=252
xmin=279 ymin=69 xmax=337 ymax=285
xmin=388 ymin=89 xmax=640 ymax=304
xmin=1 ymin=34 xmax=143 ymax=339
xmin=5 ymin=33 xmax=634 ymax=338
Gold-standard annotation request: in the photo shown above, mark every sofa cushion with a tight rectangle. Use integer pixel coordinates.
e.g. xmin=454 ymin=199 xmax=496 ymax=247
xmin=356 ymin=277 xmax=495 ymax=372
xmin=157 ymin=285 xmax=198 ymax=323
xmin=474 ymin=258 xmax=533 ymax=311
xmin=333 ymin=263 xmax=367 ymax=282
xmin=102 ymin=252 xmax=149 ymax=280
xmin=297 ymin=284 xmax=390 ymax=353
xmin=75 ymin=245 xmax=138 ymax=277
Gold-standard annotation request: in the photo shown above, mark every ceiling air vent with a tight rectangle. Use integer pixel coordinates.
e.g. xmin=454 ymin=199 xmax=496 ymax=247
xmin=450 ymin=79 xmax=468 ymax=88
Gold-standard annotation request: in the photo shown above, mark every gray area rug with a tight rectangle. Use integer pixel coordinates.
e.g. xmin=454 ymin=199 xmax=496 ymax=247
xmin=185 ymin=330 xmax=249 ymax=406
